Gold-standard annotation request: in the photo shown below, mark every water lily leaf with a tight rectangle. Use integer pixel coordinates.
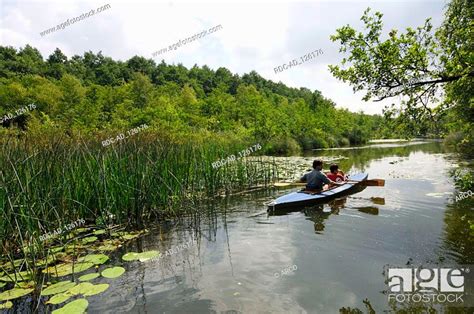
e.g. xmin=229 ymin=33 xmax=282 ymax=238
xmin=0 ymin=287 xmax=33 ymax=301
xmin=0 ymin=259 xmax=24 ymax=271
xmin=122 ymin=251 xmax=159 ymax=262
xmin=50 ymin=246 xmax=65 ymax=253
xmin=14 ymin=281 xmax=35 ymax=289
xmin=67 ymin=282 xmax=94 ymax=295
xmin=74 ymin=228 xmax=90 ymax=234
xmin=65 ymin=282 xmax=109 ymax=297
xmin=81 ymin=236 xmax=98 ymax=244
xmin=43 ymin=262 xmax=94 ymax=277
xmin=122 ymin=234 xmax=139 ymax=240
xmin=0 ymin=282 xmax=6 ymax=288
xmin=41 ymin=281 xmax=76 ymax=296
xmin=93 ymin=230 xmax=106 ymax=235
xmin=112 ymin=232 xmax=139 ymax=240
xmin=83 ymin=283 xmax=109 ymax=296
xmin=78 ymin=273 xmax=100 ymax=282
xmin=0 ymin=271 xmax=32 ymax=282
xmin=138 ymin=251 xmax=159 ymax=262
xmin=97 ymin=243 xmax=119 ymax=251
xmin=0 ymin=301 xmax=13 ymax=309
xmin=122 ymin=252 xmax=140 ymax=261
xmin=36 ymin=255 xmax=57 ymax=267
xmin=46 ymin=292 xmax=72 ymax=305
xmin=101 ymin=267 xmax=125 ymax=279
xmin=52 ymin=298 xmax=88 ymax=314
xmin=111 ymin=231 xmax=128 ymax=237
xmin=64 ymin=244 xmax=87 ymax=253
xmin=78 ymin=254 xmax=109 ymax=265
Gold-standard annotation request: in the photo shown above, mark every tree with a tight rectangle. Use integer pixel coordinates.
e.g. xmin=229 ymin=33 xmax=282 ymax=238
xmin=0 ymin=44 xmax=385 ymax=151
xmin=329 ymin=1 xmax=473 ymax=140
xmin=46 ymin=48 xmax=68 ymax=79
xmin=126 ymin=56 xmax=156 ymax=79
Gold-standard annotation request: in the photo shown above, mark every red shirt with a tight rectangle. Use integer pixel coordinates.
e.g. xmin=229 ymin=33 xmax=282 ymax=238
xmin=326 ymin=172 xmax=345 ymax=182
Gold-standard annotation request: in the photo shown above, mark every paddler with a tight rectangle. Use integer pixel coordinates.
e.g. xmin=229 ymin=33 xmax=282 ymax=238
xmin=326 ymin=163 xmax=346 ymax=182
xmin=300 ymin=159 xmax=344 ymax=191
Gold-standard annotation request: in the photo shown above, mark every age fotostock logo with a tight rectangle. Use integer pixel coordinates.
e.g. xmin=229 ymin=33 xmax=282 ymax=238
xmin=387 ymin=267 xmax=469 ymax=305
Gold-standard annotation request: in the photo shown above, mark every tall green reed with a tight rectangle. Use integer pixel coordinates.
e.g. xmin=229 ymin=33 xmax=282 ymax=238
xmin=0 ymin=134 xmax=276 ymax=259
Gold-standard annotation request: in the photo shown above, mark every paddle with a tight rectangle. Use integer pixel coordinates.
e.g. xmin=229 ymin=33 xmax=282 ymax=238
xmin=348 ymin=179 xmax=385 ymax=186
xmin=273 ymin=179 xmax=385 ymax=187
xmin=273 ymin=182 xmax=306 ymax=187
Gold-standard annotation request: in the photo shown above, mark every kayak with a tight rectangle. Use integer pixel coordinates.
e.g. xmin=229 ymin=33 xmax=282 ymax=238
xmin=267 ymin=173 xmax=368 ymax=210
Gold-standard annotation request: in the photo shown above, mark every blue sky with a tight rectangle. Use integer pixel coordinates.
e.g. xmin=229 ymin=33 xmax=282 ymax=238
xmin=0 ymin=0 xmax=447 ymax=114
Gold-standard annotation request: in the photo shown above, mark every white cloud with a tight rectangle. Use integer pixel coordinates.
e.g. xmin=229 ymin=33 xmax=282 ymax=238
xmin=0 ymin=0 xmax=445 ymax=114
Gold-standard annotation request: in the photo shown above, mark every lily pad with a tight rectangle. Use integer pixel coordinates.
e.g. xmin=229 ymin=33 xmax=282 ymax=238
xmin=74 ymin=228 xmax=90 ymax=234
xmin=78 ymin=273 xmax=100 ymax=282
xmin=83 ymin=283 xmax=109 ymax=296
xmin=97 ymin=243 xmax=119 ymax=251
xmin=52 ymin=298 xmax=88 ymax=314
xmin=67 ymin=282 xmax=94 ymax=295
xmin=0 ymin=301 xmax=13 ymax=309
xmin=41 ymin=281 xmax=76 ymax=296
xmin=0 ymin=271 xmax=32 ymax=282
xmin=65 ymin=282 xmax=109 ymax=297
xmin=43 ymin=262 xmax=94 ymax=277
xmin=81 ymin=236 xmax=98 ymax=244
xmin=122 ymin=251 xmax=159 ymax=262
xmin=64 ymin=244 xmax=87 ymax=253
xmin=122 ymin=252 xmax=140 ymax=262
xmin=112 ymin=232 xmax=140 ymax=240
xmin=46 ymin=292 xmax=72 ymax=305
xmin=0 ymin=282 xmax=6 ymax=288
xmin=11 ymin=260 xmax=24 ymax=268
xmin=138 ymin=251 xmax=159 ymax=262
xmin=101 ymin=267 xmax=125 ymax=279
xmin=122 ymin=234 xmax=139 ymax=240
xmin=78 ymin=254 xmax=109 ymax=265
xmin=0 ymin=287 xmax=34 ymax=301
xmin=50 ymin=246 xmax=65 ymax=253
xmin=36 ymin=255 xmax=57 ymax=267
xmin=14 ymin=281 xmax=35 ymax=289
xmin=93 ymin=230 xmax=106 ymax=235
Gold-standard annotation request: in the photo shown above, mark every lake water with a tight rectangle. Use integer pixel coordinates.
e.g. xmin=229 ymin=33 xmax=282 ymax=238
xmin=84 ymin=141 xmax=473 ymax=313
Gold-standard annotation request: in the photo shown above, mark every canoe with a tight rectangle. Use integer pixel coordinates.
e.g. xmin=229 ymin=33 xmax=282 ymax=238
xmin=267 ymin=173 xmax=368 ymax=210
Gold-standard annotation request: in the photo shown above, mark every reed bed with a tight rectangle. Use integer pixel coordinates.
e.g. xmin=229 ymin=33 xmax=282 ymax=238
xmin=0 ymin=134 xmax=277 ymax=259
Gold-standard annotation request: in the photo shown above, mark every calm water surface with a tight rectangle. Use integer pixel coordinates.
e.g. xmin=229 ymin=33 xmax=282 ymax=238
xmin=87 ymin=141 xmax=473 ymax=313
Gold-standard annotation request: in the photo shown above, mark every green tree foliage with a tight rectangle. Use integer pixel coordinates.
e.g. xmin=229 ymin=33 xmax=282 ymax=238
xmin=0 ymin=45 xmax=385 ymax=152
xmin=329 ymin=0 xmax=473 ymax=155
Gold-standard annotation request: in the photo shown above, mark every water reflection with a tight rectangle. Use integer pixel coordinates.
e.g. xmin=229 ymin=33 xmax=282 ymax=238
xmin=83 ymin=141 xmax=473 ymax=313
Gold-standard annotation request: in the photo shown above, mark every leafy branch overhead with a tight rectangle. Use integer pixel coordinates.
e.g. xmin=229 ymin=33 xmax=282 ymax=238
xmin=329 ymin=0 xmax=473 ymax=141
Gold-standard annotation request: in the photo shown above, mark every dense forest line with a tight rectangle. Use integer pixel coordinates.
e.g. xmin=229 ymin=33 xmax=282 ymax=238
xmin=0 ymin=45 xmax=388 ymax=153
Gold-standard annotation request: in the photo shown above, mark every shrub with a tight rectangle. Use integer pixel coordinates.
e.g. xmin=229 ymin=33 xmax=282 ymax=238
xmin=265 ymin=137 xmax=301 ymax=155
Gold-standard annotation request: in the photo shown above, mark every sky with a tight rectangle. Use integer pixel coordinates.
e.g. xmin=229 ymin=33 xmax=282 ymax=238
xmin=0 ymin=0 xmax=447 ymax=114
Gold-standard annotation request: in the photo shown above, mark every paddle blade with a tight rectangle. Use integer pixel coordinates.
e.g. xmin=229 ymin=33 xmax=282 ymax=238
xmin=361 ymin=179 xmax=385 ymax=187
xmin=273 ymin=182 xmax=306 ymax=187
xmin=348 ymin=179 xmax=385 ymax=186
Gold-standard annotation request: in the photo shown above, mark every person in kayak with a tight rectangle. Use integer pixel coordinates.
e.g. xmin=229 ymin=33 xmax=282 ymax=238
xmin=326 ymin=163 xmax=346 ymax=183
xmin=300 ymin=159 xmax=344 ymax=191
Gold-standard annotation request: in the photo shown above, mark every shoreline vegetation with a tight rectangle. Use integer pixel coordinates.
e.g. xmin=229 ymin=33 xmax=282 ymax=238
xmin=0 ymin=134 xmax=277 ymax=310
xmin=0 ymin=45 xmax=391 ymax=271
xmin=0 ymin=16 xmax=472 ymax=307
